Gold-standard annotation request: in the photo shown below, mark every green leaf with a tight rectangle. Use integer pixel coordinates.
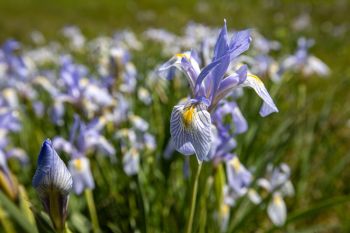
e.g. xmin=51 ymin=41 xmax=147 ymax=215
xmin=0 ymin=191 xmax=38 ymax=233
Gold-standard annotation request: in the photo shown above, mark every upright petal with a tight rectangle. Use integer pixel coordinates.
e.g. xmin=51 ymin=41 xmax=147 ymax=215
xmin=158 ymin=51 xmax=200 ymax=93
xmin=228 ymin=29 xmax=252 ymax=61
xmin=170 ymin=101 xmax=212 ymax=162
xmin=213 ymin=20 xmax=229 ymax=61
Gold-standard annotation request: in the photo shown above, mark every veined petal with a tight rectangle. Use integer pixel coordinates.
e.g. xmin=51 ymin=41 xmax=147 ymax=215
xmin=170 ymin=101 xmax=212 ymax=162
xmin=213 ymin=20 xmax=229 ymax=61
xmin=32 ymin=139 xmax=72 ymax=195
xmin=32 ymin=139 xmax=72 ymax=231
xmin=228 ymin=29 xmax=252 ymax=60
xmin=240 ymin=74 xmax=278 ymax=117
xmin=267 ymin=192 xmax=287 ymax=226
xmin=158 ymin=51 xmax=200 ymax=92
xmin=194 ymin=55 xmax=228 ymax=96
xmin=211 ymin=65 xmax=247 ymax=109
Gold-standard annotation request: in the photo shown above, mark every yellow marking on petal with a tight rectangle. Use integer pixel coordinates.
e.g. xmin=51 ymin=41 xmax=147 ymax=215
xmin=220 ymin=203 xmax=230 ymax=217
xmin=175 ymin=53 xmax=190 ymax=60
xmin=273 ymin=194 xmax=283 ymax=206
xmin=247 ymin=73 xmax=263 ymax=85
xmin=230 ymin=156 xmax=241 ymax=172
xmin=73 ymin=158 xmax=83 ymax=171
xmin=182 ymin=105 xmax=196 ymax=128
xmin=79 ymin=78 xmax=89 ymax=87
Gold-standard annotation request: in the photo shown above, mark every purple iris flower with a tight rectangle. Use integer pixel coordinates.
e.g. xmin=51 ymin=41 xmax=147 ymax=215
xmin=225 ymin=156 xmax=252 ymax=197
xmin=159 ymin=21 xmax=278 ymax=162
xmin=257 ymin=163 xmax=294 ymax=227
xmin=1 ymin=39 xmax=29 ymax=79
xmin=277 ymin=37 xmax=330 ymax=80
xmin=53 ymin=116 xmax=115 ymax=194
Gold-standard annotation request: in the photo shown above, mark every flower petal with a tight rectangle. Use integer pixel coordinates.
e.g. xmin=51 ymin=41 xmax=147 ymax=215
xmin=32 ymin=139 xmax=72 ymax=195
xmin=170 ymin=101 xmax=212 ymax=162
xmin=158 ymin=51 xmax=200 ymax=92
xmin=240 ymin=74 xmax=278 ymax=116
xmin=267 ymin=192 xmax=286 ymax=226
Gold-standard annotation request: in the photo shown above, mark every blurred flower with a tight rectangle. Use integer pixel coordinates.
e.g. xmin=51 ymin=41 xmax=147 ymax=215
xmin=32 ymin=139 xmax=72 ymax=231
xmin=276 ymin=37 xmax=330 ymax=81
xmin=226 ymin=156 xmax=252 ymax=197
xmin=258 ymin=163 xmax=294 ymax=227
xmin=122 ymin=148 xmax=139 ymax=176
xmin=68 ymin=157 xmax=94 ymax=195
xmin=62 ymin=26 xmax=86 ymax=51
xmin=267 ymin=192 xmax=287 ymax=226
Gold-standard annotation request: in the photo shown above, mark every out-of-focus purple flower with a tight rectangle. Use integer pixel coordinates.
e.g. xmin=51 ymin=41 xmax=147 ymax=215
xmin=257 ymin=163 xmax=294 ymax=227
xmin=138 ymin=87 xmax=152 ymax=105
xmin=62 ymin=26 xmax=86 ymax=51
xmin=277 ymin=37 xmax=330 ymax=81
xmin=1 ymin=39 xmax=29 ymax=79
xmin=53 ymin=115 xmax=116 ymax=161
xmin=225 ymin=156 xmax=252 ymax=197
xmin=68 ymin=157 xmax=95 ymax=195
xmin=123 ymin=148 xmax=139 ymax=176
xmin=267 ymin=192 xmax=287 ymax=226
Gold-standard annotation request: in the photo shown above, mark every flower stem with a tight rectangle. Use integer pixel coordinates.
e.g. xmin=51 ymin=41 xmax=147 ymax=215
xmin=0 ymin=207 xmax=16 ymax=233
xmin=186 ymin=162 xmax=202 ymax=233
xmin=85 ymin=189 xmax=100 ymax=233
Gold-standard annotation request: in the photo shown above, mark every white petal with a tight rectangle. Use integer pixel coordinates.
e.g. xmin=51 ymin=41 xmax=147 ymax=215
xmin=170 ymin=102 xmax=212 ymax=161
xmin=267 ymin=193 xmax=286 ymax=226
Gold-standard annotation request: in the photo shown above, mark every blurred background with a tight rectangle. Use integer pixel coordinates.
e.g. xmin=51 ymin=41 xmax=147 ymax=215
xmin=0 ymin=0 xmax=350 ymax=232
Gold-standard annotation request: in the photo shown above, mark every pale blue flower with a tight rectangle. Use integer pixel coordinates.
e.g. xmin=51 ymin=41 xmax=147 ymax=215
xmin=159 ymin=21 xmax=278 ymax=162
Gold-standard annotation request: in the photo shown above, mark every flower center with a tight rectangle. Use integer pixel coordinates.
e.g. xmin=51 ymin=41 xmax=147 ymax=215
xmin=74 ymin=158 xmax=83 ymax=171
xmin=182 ymin=105 xmax=196 ymax=128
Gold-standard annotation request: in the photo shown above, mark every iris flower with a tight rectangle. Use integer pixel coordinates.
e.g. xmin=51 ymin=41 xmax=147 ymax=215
xmin=32 ymin=139 xmax=72 ymax=231
xmin=159 ymin=21 xmax=278 ymax=162
xmin=257 ymin=163 xmax=294 ymax=226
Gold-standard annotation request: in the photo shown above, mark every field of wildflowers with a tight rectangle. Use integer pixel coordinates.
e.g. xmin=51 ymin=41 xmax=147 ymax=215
xmin=0 ymin=0 xmax=349 ymax=232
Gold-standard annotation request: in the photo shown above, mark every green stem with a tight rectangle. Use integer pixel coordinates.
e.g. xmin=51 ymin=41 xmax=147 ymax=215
xmin=186 ymin=162 xmax=203 ymax=233
xmin=85 ymin=189 xmax=100 ymax=233
xmin=0 ymin=207 xmax=16 ymax=233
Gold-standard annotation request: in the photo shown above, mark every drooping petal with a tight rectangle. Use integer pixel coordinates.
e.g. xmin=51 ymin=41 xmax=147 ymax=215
xmin=240 ymin=74 xmax=278 ymax=117
xmin=68 ymin=157 xmax=95 ymax=195
xmin=158 ymin=51 xmax=200 ymax=93
xmin=305 ymin=55 xmax=330 ymax=76
xmin=122 ymin=148 xmax=139 ymax=176
xmin=267 ymin=192 xmax=287 ymax=227
xmin=226 ymin=156 xmax=252 ymax=196
xmin=170 ymin=101 xmax=212 ymax=162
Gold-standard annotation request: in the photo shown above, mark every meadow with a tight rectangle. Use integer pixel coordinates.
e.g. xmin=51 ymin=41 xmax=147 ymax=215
xmin=0 ymin=0 xmax=349 ymax=232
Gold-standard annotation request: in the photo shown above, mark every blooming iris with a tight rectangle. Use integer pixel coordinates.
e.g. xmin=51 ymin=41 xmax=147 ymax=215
xmin=32 ymin=139 xmax=72 ymax=231
xmin=159 ymin=21 xmax=278 ymax=162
